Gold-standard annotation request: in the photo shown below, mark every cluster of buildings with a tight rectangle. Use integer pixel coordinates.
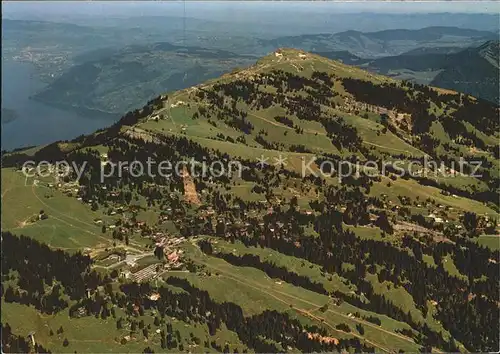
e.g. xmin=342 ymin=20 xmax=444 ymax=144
xmin=153 ymin=234 xmax=185 ymax=268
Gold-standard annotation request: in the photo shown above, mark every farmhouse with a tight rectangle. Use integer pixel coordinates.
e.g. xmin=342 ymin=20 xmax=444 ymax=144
xmin=167 ymin=251 xmax=179 ymax=263
xmin=148 ymin=292 xmax=161 ymax=301
xmin=120 ymin=270 xmax=132 ymax=279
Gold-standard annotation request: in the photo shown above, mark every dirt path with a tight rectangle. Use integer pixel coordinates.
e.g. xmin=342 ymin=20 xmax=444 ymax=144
xmin=187 ymin=242 xmax=417 ymax=352
xmin=194 ymin=257 xmax=396 ymax=352
xmin=148 ymin=80 xmax=427 ymax=160
xmin=363 ymin=141 xmax=421 ymax=155
xmin=31 ymin=185 xmax=111 ymax=243
xmin=28 ymin=185 xmax=157 ymax=253
xmin=31 ymin=185 xmax=146 ymax=256
xmin=1 ymin=170 xmax=17 ymax=199
xmin=193 ymin=94 xmax=425 ymax=158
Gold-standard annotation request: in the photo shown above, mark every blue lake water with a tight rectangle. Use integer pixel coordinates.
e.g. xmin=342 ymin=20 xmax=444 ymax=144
xmin=1 ymin=60 xmax=118 ymax=151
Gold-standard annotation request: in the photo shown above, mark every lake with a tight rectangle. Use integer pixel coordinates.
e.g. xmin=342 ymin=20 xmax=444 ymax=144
xmin=1 ymin=60 xmax=119 ymax=151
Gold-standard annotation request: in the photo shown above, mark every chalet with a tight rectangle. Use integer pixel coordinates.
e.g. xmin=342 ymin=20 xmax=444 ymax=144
xmin=148 ymin=293 xmax=161 ymax=301
xmin=121 ymin=270 xmax=132 ymax=279
xmin=27 ymin=331 xmax=36 ymax=346
xmin=77 ymin=307 xmax=86 ymax=317
xmin=132 ymin=304 xmax=140 ymax=314
xmin=167 ymin=251 xmax=179 ymax=263
xmin=106 ymin=254 xmax=120 ymax=262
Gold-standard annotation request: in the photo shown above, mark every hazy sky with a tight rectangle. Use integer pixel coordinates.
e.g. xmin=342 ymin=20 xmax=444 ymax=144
xmin=3 ymin=1 xmax=499 ymax=35
xmin=3 ymin=1 xmax=500 ymax=20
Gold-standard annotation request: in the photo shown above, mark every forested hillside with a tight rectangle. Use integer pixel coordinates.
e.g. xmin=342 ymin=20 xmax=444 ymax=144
xmin=2 ymin=49 xmax=499 ymax=353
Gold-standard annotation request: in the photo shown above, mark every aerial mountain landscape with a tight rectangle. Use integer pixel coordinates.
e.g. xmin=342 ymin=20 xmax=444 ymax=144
xmin=33 ymin=43 xmax=257 ymax=115
xmin=1 ymin=2 xmax=499 ymax=354
xmin=4 ymin=21 xmax=498 ymax=120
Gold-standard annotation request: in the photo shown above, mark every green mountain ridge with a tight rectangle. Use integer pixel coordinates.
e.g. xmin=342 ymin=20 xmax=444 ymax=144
xmin=365 ymin=40 xmax=499 ymax=103
xmin=2 ymin=49 xmax=499 ymax=354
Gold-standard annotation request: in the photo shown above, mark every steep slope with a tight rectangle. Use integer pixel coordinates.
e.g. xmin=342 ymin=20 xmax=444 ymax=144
xmin=431 ymin=40 xmax=499 ymax=103
xmin=367 ymin=41 xmax=500 ymax=103
xmin=2 ymin=49 xmax=499 ymax=354
xmin=477 ymin=40 xmax=500 ymax=68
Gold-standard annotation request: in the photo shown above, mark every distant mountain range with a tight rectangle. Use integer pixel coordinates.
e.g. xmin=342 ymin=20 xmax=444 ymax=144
xmin=27 ymin=26 xmax=500 ymax=115
xmin=316 ymin=40 xmax=499 ymax=103
xmin=262 ymin=26 xmax=497 ymax=58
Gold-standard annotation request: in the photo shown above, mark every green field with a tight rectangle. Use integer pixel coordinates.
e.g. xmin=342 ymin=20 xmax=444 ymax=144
xmin=176 ymin=240 xmax=422 ymax=353
xmin=1 ymin=168 xmax=114 ymax=250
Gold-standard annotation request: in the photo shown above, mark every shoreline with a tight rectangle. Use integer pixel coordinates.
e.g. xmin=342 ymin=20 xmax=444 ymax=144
xmin=30 ymin=95 xmax=121 ymax=122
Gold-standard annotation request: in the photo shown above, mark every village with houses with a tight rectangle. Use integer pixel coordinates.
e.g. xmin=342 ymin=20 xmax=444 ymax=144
xmin=17 ymin=160 xmax=197 ymax=285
